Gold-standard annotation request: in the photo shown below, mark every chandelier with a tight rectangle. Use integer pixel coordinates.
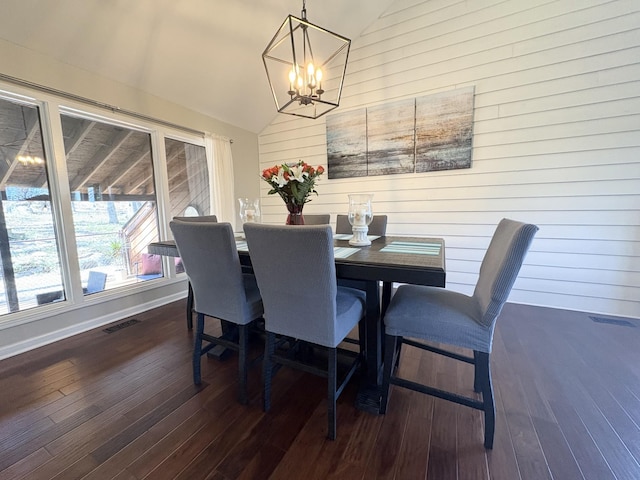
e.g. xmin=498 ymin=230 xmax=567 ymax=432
xmin=262 ymin=0 xmax=351 ymax=119
xmin=16 ymin=154 xmax=44 ymax=165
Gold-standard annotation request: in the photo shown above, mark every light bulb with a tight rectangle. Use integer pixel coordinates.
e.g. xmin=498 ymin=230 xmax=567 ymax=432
xmin=289 ymin=68 xmax=296 ymax=92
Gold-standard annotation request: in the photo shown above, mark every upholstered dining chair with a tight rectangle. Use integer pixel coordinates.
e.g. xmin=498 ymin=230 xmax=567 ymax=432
xmin=170 ymin=221 xmax=263 ymax=404
xmin=244 ymin=223 xmax=366 ymax=440
xmin=36 ymin=269 xmax=107 ymax=305
xmin=302 ymin=213 xmax=331 ymax=225
xmin=83 ymin=270 xmax=107 ymax=295
xmin=380 ymin=218 xmax=538 ymax=449
xmin=171 ymin=215 xmax=218 ymax=329
xmin=172 ymin=214 xmax=218 ymax=223
xmin=336 ymin=214 xmax=388 ymax=236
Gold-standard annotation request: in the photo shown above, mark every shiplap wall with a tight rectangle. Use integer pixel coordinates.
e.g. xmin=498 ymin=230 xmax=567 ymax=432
xmin=257 ymin=0 xmax=640 ymax=319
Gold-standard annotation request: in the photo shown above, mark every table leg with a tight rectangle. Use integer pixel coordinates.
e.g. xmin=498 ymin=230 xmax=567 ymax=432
xmin=382 ymin=281 xmax=392 ymax=317
xmin=355 ymin=279 xmax=383 ymax=414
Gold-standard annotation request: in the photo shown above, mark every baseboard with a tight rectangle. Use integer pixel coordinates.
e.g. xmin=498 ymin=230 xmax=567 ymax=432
xmin=0 ymin=291 xmax=184 ymax=360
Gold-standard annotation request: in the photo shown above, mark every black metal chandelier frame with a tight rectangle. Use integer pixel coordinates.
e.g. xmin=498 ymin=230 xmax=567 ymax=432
xmin=262 ymin=0 xmax=351 ymax=119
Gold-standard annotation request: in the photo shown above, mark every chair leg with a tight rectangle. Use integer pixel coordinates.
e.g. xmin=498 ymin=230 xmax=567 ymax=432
xmin=263 ymin=332 xmax=276 ymax=412
xmin=394 ymin=340 xmax=402 ymax=371
xmin=238 ymin=324 xmax=249 ymax=405
xmin=476 ymin=351 xmax=496 ymax=449
xmin=473 ymin=350 xmax=482 ymax=393
xmin=192 ymin=312 xmax=205 ymax=384
xmin=327 ymin=347 xmax=337 ymax=440
xmin=380 ymin=334 xmax=398 ymax=414
xmin=186 ymin=282 xmax=194 ymax=330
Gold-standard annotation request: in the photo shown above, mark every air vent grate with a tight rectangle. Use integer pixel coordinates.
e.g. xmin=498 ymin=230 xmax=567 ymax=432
xmin=103 ymin=319 xmax=140 ymax=333
xmin=589 ymin=316 xmax=635 ymax=327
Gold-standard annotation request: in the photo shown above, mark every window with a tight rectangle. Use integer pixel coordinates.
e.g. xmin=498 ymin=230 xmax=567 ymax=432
xmin=165 ymin=137 xmax=210 ymax=220
xmin=164 ymin=138 xmax=210 ymax=275
xmin=0 ymin=96 xmax=65 ymax=313
xmin=60 ymin=111 xmax=162 ymax=290
xmin=0 ymin=83 xmax=211 ymax=320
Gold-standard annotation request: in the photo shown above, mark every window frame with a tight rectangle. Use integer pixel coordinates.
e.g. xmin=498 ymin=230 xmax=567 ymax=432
xmin=0 ymin=81 xmax=209 ymax=328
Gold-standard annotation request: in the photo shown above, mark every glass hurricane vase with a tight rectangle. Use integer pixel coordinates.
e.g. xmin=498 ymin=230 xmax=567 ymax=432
xmin=348 ymin=193 xmax=373 ymax=246
xmin=238 ymin=197 xmax=260 ymax=224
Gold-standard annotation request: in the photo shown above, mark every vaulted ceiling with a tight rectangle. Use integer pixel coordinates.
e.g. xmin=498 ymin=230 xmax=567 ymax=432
xmin=0 ymin=0 xmax=397 ymax=133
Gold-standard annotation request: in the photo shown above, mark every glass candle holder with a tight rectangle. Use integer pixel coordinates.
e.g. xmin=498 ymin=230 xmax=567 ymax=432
xmin=347 ymin=193 xmax=373 ymax=246
xmin=238 ymin=198 xmax=261 ymax=224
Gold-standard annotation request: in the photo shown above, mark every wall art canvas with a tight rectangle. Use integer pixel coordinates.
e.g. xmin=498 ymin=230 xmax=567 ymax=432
xmin=367 ymin=98 xmax=415 ymax=176
xmin=415 ymin=88 xmax=474 ymax=172
xmin=326 ymin=108 xmax=367 ymax=179
xmin=326 ymin=86 xmax=474 ymax=179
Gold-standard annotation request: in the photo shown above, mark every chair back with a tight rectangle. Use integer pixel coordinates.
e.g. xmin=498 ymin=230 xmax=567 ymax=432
xmin=244 ymin=223 xmax=340 ymax=347
xmin=303 ymin=214 xmax=331 ymax=225
xmin=170 ymin=221 xmax=252 ymax=323
xmin=172 ymin=215 xmax=218 ymax=223
xmin=170 ymin=215 xmax=217 ymax=273
xmin=336 ymin=214 xmax=388 ymax=236
xmin=86 ymin=271 xmax=107 ymax=294
xmin=473 ymin=218 xmax=538 ymax=327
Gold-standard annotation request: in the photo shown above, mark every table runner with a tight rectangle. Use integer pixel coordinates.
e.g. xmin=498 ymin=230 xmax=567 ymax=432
xmin=236 ymin=240 xmax=358 ymax=258
xmin=380 ymin=241 xmax=441 ymax=255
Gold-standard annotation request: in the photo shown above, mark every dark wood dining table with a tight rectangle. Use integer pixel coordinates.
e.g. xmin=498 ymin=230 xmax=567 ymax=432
xmin=148 ymin=234 xmax=446 ymax=414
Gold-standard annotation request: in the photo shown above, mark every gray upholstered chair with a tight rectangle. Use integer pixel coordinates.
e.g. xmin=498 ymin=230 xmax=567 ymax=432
xmin=380 ymin=218 xmax=538 ymax=449
xmin=170 ymin=221 xmax=263 ymax=404
xmin=83 ymin=270 xmax=107 ymax=295
xmin=172 ymin=214 xmax=218 ymax=223
xmin=36 ymin=270 xmax=107 ymax=305
xmin=243 ymin=223 xmax=366 ymax=440
xmin=302 ymin=213 xmax=331 ymax=225
xmin=171 ymin=215 xmax=218 ymax=330
xmin=336 ymin=214 xmax=388 ymax=236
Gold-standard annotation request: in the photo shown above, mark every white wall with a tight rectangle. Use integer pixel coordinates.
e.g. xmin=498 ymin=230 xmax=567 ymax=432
xmin=0 ymin=39 xmax=261 ymax=359
xmin=0 ymin=39 xmax=261 ymax=210
xmin=258 ymin=0 xmax=640 ymax=319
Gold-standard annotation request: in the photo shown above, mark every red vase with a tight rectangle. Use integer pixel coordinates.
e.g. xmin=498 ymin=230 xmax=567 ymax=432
xmin=285 ymin=202 xmax=305 ymax=225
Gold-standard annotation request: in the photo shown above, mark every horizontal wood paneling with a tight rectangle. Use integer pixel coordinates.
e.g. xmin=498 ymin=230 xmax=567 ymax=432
xmin=257 ymin=0 xmax=640 ymax=319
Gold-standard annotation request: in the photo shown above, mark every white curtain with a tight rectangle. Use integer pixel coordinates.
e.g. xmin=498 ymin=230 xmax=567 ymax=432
xmin=205 ymin=133 xmax=235 ymax=224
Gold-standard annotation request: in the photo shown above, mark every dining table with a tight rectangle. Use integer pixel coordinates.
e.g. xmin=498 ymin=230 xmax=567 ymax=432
xmin=148 ymin=233 xmax=446 ymax=414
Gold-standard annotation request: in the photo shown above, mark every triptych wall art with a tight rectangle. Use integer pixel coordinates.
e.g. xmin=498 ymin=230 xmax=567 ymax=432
xmin=326 ymin=86 xmax=475 ymax=179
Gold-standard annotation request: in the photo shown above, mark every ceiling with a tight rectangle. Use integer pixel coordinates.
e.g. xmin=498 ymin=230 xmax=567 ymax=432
xmin=0 ymin=0 xmax=397 ymax=133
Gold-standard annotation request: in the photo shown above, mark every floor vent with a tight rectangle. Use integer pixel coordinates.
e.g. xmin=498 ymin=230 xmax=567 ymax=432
xmin=103 ymin=319 xmax=140 ymax=333
xmin=589 ymin=316 xmax=635 ymax=327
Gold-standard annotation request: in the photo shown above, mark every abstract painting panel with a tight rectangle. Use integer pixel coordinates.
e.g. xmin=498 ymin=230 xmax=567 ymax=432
xmin=326 ymin=87 xmax=474 ymax=179
xmin=367 ymin=98 xmax=415 ymax=176
xmin=415 ymin=87 xmax=474 ymax=173
xmin=326 ymin=108 xmax=367 ymax=179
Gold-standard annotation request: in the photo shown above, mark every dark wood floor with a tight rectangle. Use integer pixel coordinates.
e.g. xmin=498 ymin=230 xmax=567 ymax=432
xmin=1 ymin=300 xmax=639 ymax=479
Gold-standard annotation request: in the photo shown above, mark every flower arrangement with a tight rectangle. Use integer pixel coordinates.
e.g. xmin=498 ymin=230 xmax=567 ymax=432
xmin=261 ymin=160 xmax=325 ymax=206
